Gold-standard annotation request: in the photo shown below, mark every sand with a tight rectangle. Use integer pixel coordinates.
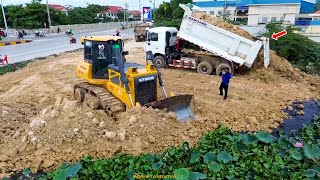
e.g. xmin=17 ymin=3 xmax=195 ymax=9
xmin=192 ymin=11 xmax=254 ymax=40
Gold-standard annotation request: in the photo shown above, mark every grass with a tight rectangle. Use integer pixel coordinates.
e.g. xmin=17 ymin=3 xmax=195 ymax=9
xmin=0 ymin=60 xmax=32 ymax=75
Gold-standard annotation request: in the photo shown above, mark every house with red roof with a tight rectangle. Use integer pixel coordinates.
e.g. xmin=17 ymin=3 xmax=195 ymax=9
xmin=104 ymin=6 xmax=125 ymax=19
xmin=48 ymin=4 xmax=69 ymax=15
xmin=310 ymin=10 xmax=320 ymax=20
xmin=129 ymin=10 xmax=142 ymax=20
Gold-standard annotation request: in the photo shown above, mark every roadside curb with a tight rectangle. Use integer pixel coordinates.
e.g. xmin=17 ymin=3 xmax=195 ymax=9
xmin=0 ymin=39 xmax=33 ymax=46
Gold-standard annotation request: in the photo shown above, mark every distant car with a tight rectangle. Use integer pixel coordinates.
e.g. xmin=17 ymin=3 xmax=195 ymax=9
xmin=0 ymin=30 xmax=7 ymax=37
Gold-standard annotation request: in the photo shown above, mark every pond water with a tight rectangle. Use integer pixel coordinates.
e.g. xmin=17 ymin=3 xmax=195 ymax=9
xmin=271 ymin=99 xmax=320 ymax=138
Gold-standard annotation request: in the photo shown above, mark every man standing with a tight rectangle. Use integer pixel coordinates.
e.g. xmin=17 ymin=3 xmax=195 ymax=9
xmin=116 ymin=30 xmax=120 ymax=36
xmin=219 ymin=67 xmax=232 ymax=100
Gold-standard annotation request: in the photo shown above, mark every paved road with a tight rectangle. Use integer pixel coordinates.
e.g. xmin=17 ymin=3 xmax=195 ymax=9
xmin=307 ymin=36 xmax=320 ymax=43
xmin=1 ymin=28 xmax=134 ymax=64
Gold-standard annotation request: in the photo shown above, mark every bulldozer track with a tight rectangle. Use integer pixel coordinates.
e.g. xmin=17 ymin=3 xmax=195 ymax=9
xmin=74 ymin=82 xmax=125 ymax=120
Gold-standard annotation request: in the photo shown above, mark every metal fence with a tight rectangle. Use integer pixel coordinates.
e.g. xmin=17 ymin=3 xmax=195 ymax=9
xmin=50 ymin=21 xmax=140 ymax=33
xmin=295 ymin=20 xmax=320 ymax=26
xmin=4 ymin=21 xmax=140 ymax=36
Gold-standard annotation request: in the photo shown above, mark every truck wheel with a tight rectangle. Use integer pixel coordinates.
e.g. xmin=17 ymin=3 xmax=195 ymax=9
xmin=197 ymin=61 xmax=213 ymax=75
xmin=216 ymin=63 xmax=232 ymax=75
xmin=135 ymin=36 xmax=139 ymax=42
xmin=154 ymin=56 xmax=166 ymax=68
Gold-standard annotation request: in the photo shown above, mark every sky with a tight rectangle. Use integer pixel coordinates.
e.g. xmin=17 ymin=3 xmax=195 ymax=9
xmin=2 ymin=0 xmax=171 ymax=11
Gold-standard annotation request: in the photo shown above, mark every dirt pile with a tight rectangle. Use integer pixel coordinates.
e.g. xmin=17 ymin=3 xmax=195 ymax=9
xmin=192 ymin=11 xmax=254 ymax=40
xmin=0 ymin=93 xmax=190 ymax=176
xmin=248 ymin=50 xmax=319 ymax=94
xmin=247 ymin=50 xmax=304 ymax=82
xmin=0 ymin=40 xmax=319 ymax=177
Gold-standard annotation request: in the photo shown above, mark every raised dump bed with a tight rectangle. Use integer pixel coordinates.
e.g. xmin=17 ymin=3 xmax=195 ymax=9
xmin=178 ymin=4 xmax=269 ymax=68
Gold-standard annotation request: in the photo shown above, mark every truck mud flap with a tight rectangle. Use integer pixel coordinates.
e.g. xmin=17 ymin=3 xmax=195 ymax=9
xmin=145 ymin=94 xmax=195 ymax=122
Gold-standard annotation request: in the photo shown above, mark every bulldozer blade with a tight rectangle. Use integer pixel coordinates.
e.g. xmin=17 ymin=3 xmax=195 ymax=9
xmin=145 ymin=94 xmax=195 ymax=122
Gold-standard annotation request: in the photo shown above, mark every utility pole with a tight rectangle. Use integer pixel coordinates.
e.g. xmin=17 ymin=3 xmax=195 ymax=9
xmin=124 ymin=3 xmax=128 ymax=25
xmin=223 ymin=0 xmax=227 ymax=20
xmin=123 ymin=5 xmax=125 ymax=22
xmin=139 ymin=0 xmax=141 ymax=13
xmin=46 ymin=0 xmax=52 ymax=33
xmin=153 ymin=0 xmax=155 ymax=22
xmin=139 ymin=0 xmax=142 ymax=21
xmin=0 ymin=0 xmax=8 ymax=33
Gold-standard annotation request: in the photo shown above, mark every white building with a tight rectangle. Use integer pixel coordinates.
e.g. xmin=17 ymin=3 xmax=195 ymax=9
xmin=310 ymin=10 xmax=320 ymax=20
xmin=193 ymin=1 xmax=237 ymax=20
xmin=247 ymin=0 xmax=301 ymax=25
xmin=192 ymin=0 xmax=316 ymax=26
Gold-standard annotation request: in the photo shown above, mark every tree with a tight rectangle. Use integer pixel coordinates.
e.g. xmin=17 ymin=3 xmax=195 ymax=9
xmin=117 ymin=10 xmax=130 ymax=22
xmin=68 ymin=4 xmax=105 ymax=24
xmin=316 ymin=0 xmax=320 ymax=11
xmin=154 ymin=0 xmax=192 ymax=28
xmin=262 ymin=23 xmax=320 ymax=74
xmin=0 ymin=1 xmax=106 ymax=29
xmin=0 ymin=1 xmax=69 ymax=29
xmin=154 ymin=2 xmax=172 ymax=21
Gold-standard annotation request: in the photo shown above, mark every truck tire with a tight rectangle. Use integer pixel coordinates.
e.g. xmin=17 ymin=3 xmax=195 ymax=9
xmin=154 ymin=55 xmax=166 ymax=68
xmin=135 ymin=36 xmax=139 ymax=42
xmin=216 ymin=63 xmax=232 ymax=75
xmin=197 ymin=61 xmax=214 ymax=75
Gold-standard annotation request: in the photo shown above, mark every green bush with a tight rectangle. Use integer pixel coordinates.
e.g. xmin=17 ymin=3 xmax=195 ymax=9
xmin=153 ymin=19 xmax=182 ymax=29
xmin=263 ymin=23 xmax=320 ymax=75
xmin=39 ymin=112 xmax=320 ymax=180
xmin=0 ymin=61 xmax=31 ymax=75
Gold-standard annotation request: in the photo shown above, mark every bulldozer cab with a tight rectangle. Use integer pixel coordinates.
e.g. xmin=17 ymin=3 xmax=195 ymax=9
xmin=83 ymin=37 xmax=126 ymax=79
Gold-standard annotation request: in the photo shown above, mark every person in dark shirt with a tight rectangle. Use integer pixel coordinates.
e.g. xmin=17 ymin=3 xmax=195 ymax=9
xmin=219 ymin=67 xmax=232 ymax=100
xmin=116 ymin=30 xmax=120 ymax=36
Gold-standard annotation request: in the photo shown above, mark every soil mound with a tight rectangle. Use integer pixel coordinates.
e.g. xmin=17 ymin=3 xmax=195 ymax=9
xmin=192 ymin=11 xmax=254 ymax=40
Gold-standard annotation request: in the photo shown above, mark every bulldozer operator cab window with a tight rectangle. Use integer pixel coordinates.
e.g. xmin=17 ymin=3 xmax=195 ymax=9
xmin=90 ymin=41 xmax=114 ymax=79
xmin=84 ymin=41 xmax=92 ymax=62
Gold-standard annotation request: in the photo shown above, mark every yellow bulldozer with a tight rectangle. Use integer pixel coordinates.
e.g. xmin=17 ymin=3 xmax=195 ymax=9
xmin=74 ymin=36 xmax=195 ymax=121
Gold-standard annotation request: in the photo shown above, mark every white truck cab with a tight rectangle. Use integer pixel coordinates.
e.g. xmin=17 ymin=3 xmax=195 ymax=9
xmin=145 ymin=27 xmax=179 ymax=68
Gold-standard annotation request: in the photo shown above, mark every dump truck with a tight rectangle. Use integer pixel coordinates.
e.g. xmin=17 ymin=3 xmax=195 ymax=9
xmin=134 ymin=23 xmax=152 ymax=42
xmin=145 ymin=4 xmax=270 ymax=75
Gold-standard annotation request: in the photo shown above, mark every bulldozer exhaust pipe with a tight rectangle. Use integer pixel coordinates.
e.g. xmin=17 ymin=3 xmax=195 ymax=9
xmin=145 ymin=94 xmax=195 ymax=122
